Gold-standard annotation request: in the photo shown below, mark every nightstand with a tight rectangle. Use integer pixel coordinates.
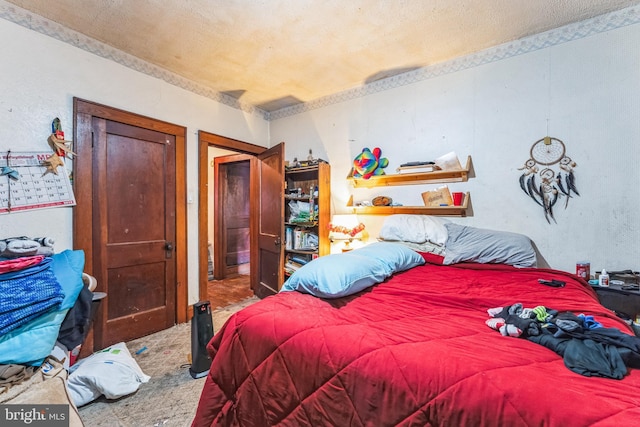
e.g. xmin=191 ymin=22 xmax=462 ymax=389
xmin=590 ymin=283 xmax=640 ymax=334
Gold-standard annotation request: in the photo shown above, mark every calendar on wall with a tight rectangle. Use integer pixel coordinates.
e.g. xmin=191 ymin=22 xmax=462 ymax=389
xmin=0 ymin=152 xmax=76 ymax=214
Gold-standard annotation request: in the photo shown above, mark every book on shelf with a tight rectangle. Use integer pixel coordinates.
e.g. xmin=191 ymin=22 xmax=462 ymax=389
xmin=396 ymin=163 xmax=441 ymax=174
xmin=289 ymin=256 xmax=309 ymax=266
xmin=284 ymin=262 xmax=302 ymax=274
xmin=284 ymin=264 xmax=298 ymax=276
xmin=285 ymin=227 xmax=293 ymax=250
xmin=285 ymin=254 xmax=313 ymax=275
xmin=292 ymin=229 xmax=318 ymax=250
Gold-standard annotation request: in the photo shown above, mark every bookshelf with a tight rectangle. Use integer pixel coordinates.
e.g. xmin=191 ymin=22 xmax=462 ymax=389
xmin=283 ymin=162 xmax=331 ymax=279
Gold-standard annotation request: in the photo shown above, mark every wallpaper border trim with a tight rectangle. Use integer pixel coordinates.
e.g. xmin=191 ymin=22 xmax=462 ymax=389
xmin=269 ymin=5 xmax=640 ymax=120
xmin=1 ymin=1 xmax=638 ymax=122
xmin=0 ymin=0 xmax=267 ymax=118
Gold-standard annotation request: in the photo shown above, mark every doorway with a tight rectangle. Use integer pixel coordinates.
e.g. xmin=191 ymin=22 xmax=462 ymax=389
xmin=210 ymin=153 xmax=253 ymax=309
xmin=213 ymin=154 xmax=251 ymax=280
xmin=198 ymin=131 xmax=266 ymax=307
xmin=73 ymin=98 xmax=188 ymax=350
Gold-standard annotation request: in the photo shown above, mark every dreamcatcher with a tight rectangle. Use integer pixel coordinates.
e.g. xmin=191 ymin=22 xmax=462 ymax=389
xmin=518 ymin=137 xmax=579 ymax=223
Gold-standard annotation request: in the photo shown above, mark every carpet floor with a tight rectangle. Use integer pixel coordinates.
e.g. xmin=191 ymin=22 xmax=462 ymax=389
xmin=77 ymin=296 xmax=259 ymax=427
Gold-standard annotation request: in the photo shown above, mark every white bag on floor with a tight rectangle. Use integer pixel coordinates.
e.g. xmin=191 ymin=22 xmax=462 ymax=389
xmin=67 ymin=342 xmax=150 ymax=407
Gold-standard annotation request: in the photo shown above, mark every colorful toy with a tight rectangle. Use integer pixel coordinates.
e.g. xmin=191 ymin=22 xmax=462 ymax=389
xmin=352 ymin=147 xmax=389 ymax=179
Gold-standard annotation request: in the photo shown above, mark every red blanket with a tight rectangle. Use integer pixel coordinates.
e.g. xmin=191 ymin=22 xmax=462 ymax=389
xmin=193 ymin=262 xmax=640 ymax=426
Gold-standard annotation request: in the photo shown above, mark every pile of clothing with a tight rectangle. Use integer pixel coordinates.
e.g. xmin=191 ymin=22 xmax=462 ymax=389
xmin=0 ymin=355 xmax=84 ymax=426
xmin=486 ymin=303 xmax=640 ymax=379
xmin=0 ymin=236 xmax=55 ymax=258
xmin=0 ymin=256 xmax=64 ymax=335
xmin=0 ymin=238 xmax=87 ymax=388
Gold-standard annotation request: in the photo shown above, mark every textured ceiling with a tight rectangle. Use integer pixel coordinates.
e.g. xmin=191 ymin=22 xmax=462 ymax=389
xmin=5 ymin=0 xmax=640 ymax=112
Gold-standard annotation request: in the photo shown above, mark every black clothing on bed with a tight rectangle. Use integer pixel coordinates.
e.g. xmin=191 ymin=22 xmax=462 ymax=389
xmin=491 ymin=304 xmax=640 ymax=379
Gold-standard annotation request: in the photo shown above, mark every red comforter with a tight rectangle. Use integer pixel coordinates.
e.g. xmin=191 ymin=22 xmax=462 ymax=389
xmin=193 ymin=262 xmax=640 ymax=426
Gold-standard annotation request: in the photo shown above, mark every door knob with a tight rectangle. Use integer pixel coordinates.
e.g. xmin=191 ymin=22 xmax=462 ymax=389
xmin=274 ymin=237 xmax=281 ymax=247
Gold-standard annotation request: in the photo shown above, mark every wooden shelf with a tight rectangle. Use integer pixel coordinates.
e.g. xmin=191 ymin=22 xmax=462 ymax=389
xmin=285 ymin=222 xmax=318 ymax=228
xmin=347 ymin=156 xmax=472 ymax=188
xmin=285 ymin=248 xmax=318 ymax=255
xmin=285 ymin=160 xmax=328 ymax=174
xmin=285 ymin=195 xmax=317 ymax=201
xmin=347 ymin=193 xmax=470 ymax=217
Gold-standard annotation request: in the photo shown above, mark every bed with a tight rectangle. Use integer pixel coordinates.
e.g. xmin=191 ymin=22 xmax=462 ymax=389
xmin=192 ymin=217 xmax=640 ymax=426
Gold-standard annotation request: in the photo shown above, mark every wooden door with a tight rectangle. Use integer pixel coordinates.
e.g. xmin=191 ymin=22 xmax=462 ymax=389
xmin=74 ymin=97 xmax=187 ymax=352
xmin=91 ymin=118 xmax=177 ymax=346
xmin=213 ymin=154 xmax=252 ymax=279
xmin=251 ymin=143 xmax=284 ymax=298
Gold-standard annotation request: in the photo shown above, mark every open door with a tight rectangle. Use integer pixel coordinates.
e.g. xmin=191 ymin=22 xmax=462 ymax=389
xmin=199 ymin=131 xmax=267 ymax=307
xmin=213 ymin=153 xmax=252 ymax=280
xmin=250 ymin=143 xmax=285 ymax=298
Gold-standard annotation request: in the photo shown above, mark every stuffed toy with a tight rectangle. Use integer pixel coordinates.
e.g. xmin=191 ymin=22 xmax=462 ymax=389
xmin=352 ymin=147 xmax=389 ymax=179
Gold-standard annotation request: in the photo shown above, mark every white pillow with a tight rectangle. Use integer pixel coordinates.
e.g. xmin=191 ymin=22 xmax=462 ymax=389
xmin=67 ymin=342 xmax=150 ymax=407
xmin=379 ymin=215 xmax=449 ymax=246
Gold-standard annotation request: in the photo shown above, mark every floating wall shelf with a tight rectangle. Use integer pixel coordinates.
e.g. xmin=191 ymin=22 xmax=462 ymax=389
xmin=347 ymin=156 xmax=472 ymax=188
xmin=346 ymin=193 xmax=471 ymax=217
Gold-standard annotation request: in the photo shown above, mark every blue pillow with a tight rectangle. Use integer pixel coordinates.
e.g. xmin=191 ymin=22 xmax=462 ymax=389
xmin=350 ymin=242 xmax=426 ymax=272
xmin=51 ymin=249 xmax=86 ymax=309
xmin=281 ymin=242 xmax=424 ymax=299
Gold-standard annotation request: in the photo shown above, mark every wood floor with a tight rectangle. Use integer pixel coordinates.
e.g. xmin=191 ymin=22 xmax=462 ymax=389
xmin=207 ymin=273 xmax=254 ymax=309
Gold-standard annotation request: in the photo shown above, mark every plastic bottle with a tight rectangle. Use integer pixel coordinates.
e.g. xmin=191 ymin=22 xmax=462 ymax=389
xmin=599 ymin=269 xmax=610 ymax=287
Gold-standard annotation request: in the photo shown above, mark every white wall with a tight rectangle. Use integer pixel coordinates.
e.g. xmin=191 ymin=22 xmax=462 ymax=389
xmin=271 ymin=20 xmax=640 ymax=274
xmin=0 ymin=18 xmax=269 ymax=304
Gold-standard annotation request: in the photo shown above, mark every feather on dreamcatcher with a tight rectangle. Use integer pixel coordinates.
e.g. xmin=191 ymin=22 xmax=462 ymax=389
xmin=518 ymin=137 xmax=579 ymax=223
